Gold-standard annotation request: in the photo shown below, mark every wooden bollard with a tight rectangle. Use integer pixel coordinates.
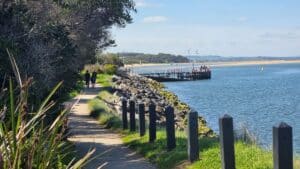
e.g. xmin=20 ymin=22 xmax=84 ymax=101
xmin=138 ymin=103 xmax=146 ymax=137
xmin=129 ymin=100 xmax=136 ymax=132
xmin=273 ymin=122 xmax=293 ymax=169
xmin=219 ymin=114 xmax=235 ymax=169
xmin=0 ymin=151 xmax=3 ymax=169
xmin=165 ymin=106 xmax=176 ymax=150
xmin=121 ymin=99 xmax=128 ymax=130
xmin=187 ymin=110 xmax=199 ymax=162
xmin=149 ymin=103 xmax=156 ymax=142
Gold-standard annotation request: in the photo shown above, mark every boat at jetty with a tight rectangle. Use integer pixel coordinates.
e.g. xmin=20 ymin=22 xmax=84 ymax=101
xmin=139 ymin=66 xmax=211 ymax=82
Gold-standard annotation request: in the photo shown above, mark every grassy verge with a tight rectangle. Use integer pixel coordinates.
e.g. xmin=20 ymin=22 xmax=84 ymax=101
xmin=96 ymin=73 xmax=113 ymax=87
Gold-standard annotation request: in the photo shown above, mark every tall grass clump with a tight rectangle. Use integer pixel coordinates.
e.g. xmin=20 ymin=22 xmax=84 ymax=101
xmin=0 ymin=52 xmax=93 ymax=169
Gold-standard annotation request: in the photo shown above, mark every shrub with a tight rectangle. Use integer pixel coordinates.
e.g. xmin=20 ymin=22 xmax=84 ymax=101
xmin=103 ymin=64 xmax=117 ymax=75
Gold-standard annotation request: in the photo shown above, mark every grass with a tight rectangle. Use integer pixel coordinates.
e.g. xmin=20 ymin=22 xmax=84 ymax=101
xmin=88 ymin=98 xmax=121 ymax=130
xmin=96 ymin=74 xmax=113 ymax=87
xmin=98 ymin=90 xmax=118 ymax=103
xmin=122 ymin=129 xmax=275 ymax=169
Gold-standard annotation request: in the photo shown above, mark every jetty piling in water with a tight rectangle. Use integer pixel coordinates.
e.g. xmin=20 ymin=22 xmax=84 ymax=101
xmin=139 ymin=66 xmax=211 ymax=82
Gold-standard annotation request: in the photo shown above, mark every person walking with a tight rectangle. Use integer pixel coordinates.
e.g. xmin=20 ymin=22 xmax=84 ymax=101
xmin=91 ymin=71 xmax=97 ymax=88
xmin=85 ymin=70 xmax=91 ymax=88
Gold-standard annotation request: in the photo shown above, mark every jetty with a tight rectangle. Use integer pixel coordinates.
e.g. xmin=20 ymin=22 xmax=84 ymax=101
xmin=139 ymin=66 xmax=211 ymax=82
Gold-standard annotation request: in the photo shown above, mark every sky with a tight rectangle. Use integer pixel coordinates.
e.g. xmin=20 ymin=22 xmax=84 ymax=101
xmin=108 ymin=0 xmax=300 ymax=57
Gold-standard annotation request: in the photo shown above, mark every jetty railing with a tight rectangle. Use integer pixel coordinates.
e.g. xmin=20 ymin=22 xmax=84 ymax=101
xmin=139 ymin=68 xmax=211 ymax=82
xmin=121 ymin=99 xmax=293 ymax=169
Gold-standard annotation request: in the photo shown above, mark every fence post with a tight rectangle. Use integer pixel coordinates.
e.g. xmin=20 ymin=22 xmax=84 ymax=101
xmin=0 ymin=151 xmax=3 ymax=169
xmin=165 ymin=106 xmax=176 ymax=150
xmin=149 ymin=103 xmax=156 ymax=142
xmin=138 ymin=103 xmax=146 ymax=137
xmin=129 ymin=100 xmax=136 ymax=132
xmin=273 ymin=122 xmax=293 ymax=169
xmin=122 ymin=99 xmax=128 ymax=130
xmin=219 ymin=114 xmax=235 ymax=169
xmin=187 ymin=110 xmax=199 ymax=162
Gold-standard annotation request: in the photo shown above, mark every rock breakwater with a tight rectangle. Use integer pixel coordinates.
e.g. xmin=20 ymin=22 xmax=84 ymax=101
xmin=113 ymin=73 xmax=215 ymax=137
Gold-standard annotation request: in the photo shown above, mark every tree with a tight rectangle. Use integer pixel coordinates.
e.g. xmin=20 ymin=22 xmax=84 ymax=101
xmin=0 ymin=0 xmax=135 ymax=103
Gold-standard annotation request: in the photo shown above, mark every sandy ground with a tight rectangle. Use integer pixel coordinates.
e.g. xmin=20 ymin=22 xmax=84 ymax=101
xmin=66 ymin=85 xmax=156 ymax=169
xmin=124 ymin=59 xmax=300 ymax=68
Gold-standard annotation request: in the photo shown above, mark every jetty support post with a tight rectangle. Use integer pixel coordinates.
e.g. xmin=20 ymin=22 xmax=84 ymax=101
xmin=273 ymin=122 xmax=293 ymax=169
xmin=138 ymin=103 xmax=146 ymax=137
xmin=149 ymin=103 xmax=156 ymax=142
xmin=129 ymin=100 xmax=136 ymax=132
xmin=187 ymin=110 xmax=199 ymax=162
xmin=121 ymin=98 xmax=128 ymax=130
xmin=165 ymin=106 xmax=176 ymax=150
xmin=219 ymin=114 xmax=235 ymax=169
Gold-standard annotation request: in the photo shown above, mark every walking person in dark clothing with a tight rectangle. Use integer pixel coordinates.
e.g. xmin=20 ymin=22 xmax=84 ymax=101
xmin=91 ymin=71 xmax=97 ymax=88
xmin=85 ymin=70 xmax=91 ymax=88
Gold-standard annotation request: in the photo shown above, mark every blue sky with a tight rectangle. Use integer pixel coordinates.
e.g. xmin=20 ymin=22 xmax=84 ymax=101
xmin=108 ymin=0 xmax=300 ymax=56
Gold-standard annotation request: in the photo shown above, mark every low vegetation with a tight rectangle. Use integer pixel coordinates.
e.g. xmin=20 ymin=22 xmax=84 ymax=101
xmin=96 ymin=74 xmax=113 ymax=87
xmin=118 ymin=52 xmax=190 ymax=64
xmin=0 ymin=79 xmax=92 ymax=169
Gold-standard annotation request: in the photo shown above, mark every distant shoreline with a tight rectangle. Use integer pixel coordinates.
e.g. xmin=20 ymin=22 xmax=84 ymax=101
xmin=124 ymin=59 xmax=300 ymax=68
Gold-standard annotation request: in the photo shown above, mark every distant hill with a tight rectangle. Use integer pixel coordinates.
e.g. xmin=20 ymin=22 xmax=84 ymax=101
xmin=118 ymin=53 xmax=190 ymax=64
xmin=187 ymin=55 xmax=300 ymax=62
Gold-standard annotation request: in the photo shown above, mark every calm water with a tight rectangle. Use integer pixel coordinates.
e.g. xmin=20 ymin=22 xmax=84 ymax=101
xmin=134 ymin=63 xmax=300 ymax=152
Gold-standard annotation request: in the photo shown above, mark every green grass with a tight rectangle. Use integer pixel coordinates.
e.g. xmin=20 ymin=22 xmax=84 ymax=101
xmin=88 ymin=98 xmax=121 ymax=129
xmin=96 ymin=73 xmax=113 ymax=87
xmin=122 ymin=129 xmax=275 ymax=169
xmin=98 ymin=90 xmax=118 ymax=103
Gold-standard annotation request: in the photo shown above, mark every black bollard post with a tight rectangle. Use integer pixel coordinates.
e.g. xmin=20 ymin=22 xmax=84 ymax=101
xmin=165 ymin=106 xmax=176 ymax=150
xmin=138 ymin=103 xmax=146 ymax=137
xmin=273 ymin=122 xmax=293 ymax=169
xmin=122 ymin=99 xmax=128 ymax=130
xmin=187 ymin=110 xmax=199 ymax=163
xmin=149 ymin=104 xmax=156 ymax=142
xmin=219 ymin=114 xmax=235 ymax=169
xmin=129 ymin=100 xmax=136 ymax=132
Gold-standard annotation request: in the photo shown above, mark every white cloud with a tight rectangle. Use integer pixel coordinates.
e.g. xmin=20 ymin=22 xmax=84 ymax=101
xmin=142 ymin=16 xmax=168 ymax=23
xmin=135 ymin=0 xmax=147 ymax=7
xmin=135 ymin=0 xmax=162 ymax=8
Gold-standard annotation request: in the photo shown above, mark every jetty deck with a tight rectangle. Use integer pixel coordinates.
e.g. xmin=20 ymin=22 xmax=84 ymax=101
xmin=140 ymin=67 xmax=211 ymax=82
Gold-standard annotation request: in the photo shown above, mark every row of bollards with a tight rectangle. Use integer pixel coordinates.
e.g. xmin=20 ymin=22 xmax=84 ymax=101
xmin=218 ymin=115 xmax=293 ymax=169
xmin=121 ymin=99 xmax=293 ymax=169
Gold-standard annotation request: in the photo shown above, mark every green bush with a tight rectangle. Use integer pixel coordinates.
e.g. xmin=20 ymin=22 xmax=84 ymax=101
xmin=103 ymin=64 xmax=117 ymax=75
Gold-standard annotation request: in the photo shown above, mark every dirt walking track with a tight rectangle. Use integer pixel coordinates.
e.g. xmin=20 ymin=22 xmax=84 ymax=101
xmin=67 ymin=85 xmax=156 ymax=169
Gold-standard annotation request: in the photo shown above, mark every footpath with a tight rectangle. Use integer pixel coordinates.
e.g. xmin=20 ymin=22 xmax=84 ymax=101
xmin=67 ymin=85 xmax=156 ymax=169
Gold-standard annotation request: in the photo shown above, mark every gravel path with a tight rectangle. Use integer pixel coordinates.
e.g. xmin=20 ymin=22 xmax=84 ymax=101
xmin=67 ymin=86 xmax=156 ymax=169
